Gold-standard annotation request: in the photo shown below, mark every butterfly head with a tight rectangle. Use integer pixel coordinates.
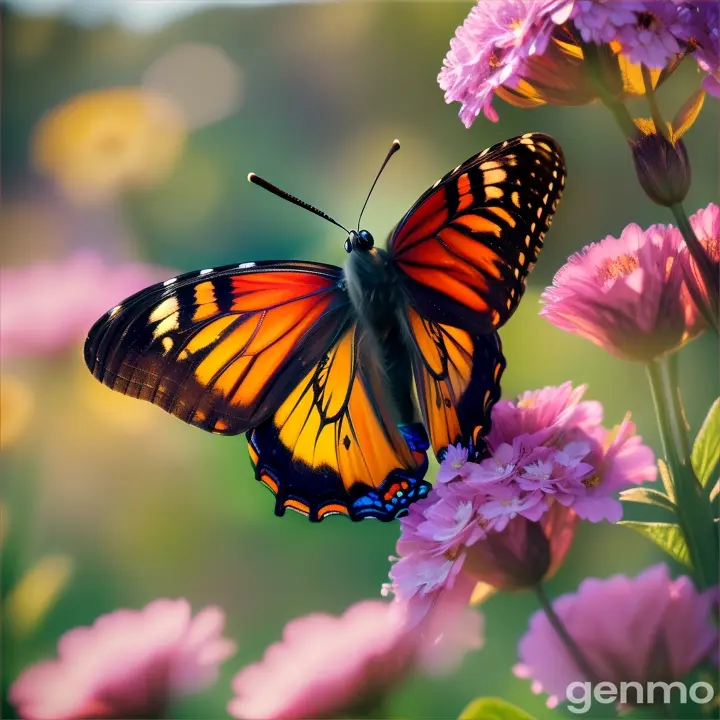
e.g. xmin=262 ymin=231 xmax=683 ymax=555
xmin=344 ymin=229 xmax=375 ymax=254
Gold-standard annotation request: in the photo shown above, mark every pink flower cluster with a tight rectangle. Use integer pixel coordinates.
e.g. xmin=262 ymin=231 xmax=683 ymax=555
xmin=387 ymin=383 xmax=656 ymax=617
xmin=515 ymin=564 xmax=718 ymax=708
xmin=0 ymin=251 xmax=172 ymax=358
xmin=440 ymin=0 xmax=720 ymax=126
xmin=541 ymin=203 xmax=718 ymax=360
xmin=10 ymin=596 xmax=481 ymax=720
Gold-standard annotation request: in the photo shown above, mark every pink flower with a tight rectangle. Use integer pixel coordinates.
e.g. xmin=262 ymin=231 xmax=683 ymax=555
xmin=228 ymin=599 xmax=481 ymax=720
xmin=438 ymin=0 xmax=573 ymax=125
xmin=540 ymin=221 xmax=704 ymax=361
xmin=514 ymin=565 xmax=718 ymax=708
xmin=437 ymin=443 xmax=472 ymax=483
xmin=608 ymin=1 xmax=686 ymax=69
xmin=0 ymin=251 xmax=172 ymax=358
xmin=680 ymin=202 xmax=720 ymax=328
xmin=387 ymin=384 xmax=656 ymax=615
xmin=10 ymin=599 xmax=236 ymax=720
xmin=572 ymin=1 xmax=695 ymax=69
xmin=691 ymin=1 xmax=720 ymax=95
xmin=571 ymin=0 xmax=644 ymax=44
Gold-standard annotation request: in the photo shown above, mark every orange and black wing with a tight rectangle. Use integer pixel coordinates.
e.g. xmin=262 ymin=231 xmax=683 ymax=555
xmin=388 ymin=132 xmax=566 ymax=334
xmin=404 ymin=307 xmax=505 ymax=461
xmin=247 ymin=323 xmax=431 ymax=522
xmin=84 ymin=261 xmax=352 ymax=435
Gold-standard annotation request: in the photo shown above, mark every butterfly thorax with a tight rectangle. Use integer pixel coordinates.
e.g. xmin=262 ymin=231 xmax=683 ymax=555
xmin=344 ymin=244 xmax=417 ymax=425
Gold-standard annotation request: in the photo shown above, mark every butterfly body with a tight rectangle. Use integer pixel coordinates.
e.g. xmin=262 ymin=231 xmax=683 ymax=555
xmin=344 ymin=240 xmax=418 ymax=425
xmin=85 ymin=132 xmax=566 ymax=522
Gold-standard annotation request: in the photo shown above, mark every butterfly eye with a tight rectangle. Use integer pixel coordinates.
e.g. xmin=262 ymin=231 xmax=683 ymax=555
xmin=357 ymin=230 xmax=374 ymax=249
xmin=344 ymin=238 xmax=352 ymax=253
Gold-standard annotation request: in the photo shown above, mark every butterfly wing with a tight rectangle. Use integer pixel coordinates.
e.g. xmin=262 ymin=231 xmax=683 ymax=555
xmin=388 ymin=132 xmax=566 ymax=334
xmin=403 ymin=307 xmax=505 ymax=461
xmin=247 ymin=322 xmax=431 ymax=522
xmin=84 ymin=260 xmax=352 ymax=435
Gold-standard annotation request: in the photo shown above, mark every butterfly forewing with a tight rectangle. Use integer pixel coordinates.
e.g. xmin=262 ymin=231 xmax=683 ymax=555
xmin=84 ymin=261 xmax=352 ymax=435
xmin=389 ymin=132 xmax=566 ymax=334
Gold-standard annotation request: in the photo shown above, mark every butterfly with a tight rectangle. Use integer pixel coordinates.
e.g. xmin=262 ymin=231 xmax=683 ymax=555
xmin=85 ymin=132 xmax=565 ymax=522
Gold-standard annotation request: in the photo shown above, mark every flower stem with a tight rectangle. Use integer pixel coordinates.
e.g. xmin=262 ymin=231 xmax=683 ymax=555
xmin=670 ymin=203 xmax=719 ymax=331
xmin=666 ymin=353 xmax=692 ymax=464
xmin=534 ymin=584 xmax=599 ymax=684
xmin=646 ymin=361 xmax=674 ymax=461
xmin=582 ymin=41 xmax=638 ymax=140
xmin=646 ymin=361 xmax=718 ymax=589
xmin=641 ymin=66 xmax=670 ymax=141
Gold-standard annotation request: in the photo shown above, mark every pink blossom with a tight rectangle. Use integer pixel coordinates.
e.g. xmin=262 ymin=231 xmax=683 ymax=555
xmin=540 ymin=221 xmax=704 ymax=361
xmin=228 ymin=599 xmax=481 ymax=720
xmin=571 ymin=0 xmax=644 ymax=44
xmin=10 ymin=599 xmax=236 ymax=720
xmin=571 ymin=1 xmax=695 ymax=69
xmin=437 ymin=443 xmax=472 ymax=483
xmin=438 ymin=0 xmax=574 ymax=125
xmin=680 ymin=202 xmax=720 ymax=325
xmin=613 ymin=1 xmax=686 ymax=68
xmin=387 ymin=384 xmax=656 ymax=615
xmin=514 ymin=565 xmax=718 ymax=708
xmin=691 ymin=1 xmax=720 ymax=95
xmin=0 ymin=251 xmax=172 ymax=358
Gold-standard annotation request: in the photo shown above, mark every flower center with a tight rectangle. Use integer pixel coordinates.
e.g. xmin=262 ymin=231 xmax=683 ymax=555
xmin=705 ymin=237 xmax=719 ymax=264
xmin=583 ymin=474 xmax=600 ymax=488
xmin=443 ymin=546 xmax=461 ymax=561
xmin=597 ymin=253 xmax=639 ymax=282
xmin=636 ymin=11 xmax=657 ymax=30
xmin=488 ymin=50 xmax=502 ymax=68
xmin=452 ymin=460 xmax=464 ymax=469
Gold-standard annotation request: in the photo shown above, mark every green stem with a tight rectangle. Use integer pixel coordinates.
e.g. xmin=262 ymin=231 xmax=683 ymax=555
xmin=646 ymin=362 xmax=718 ymax=588
xmin=670 ymin=203 xmax=719 ymax=331
xmin=646 ymin=362 xmax=675 ymax=461
xmin=582 ymin=41 xmax=639 ymax=140
xmin=666 ymin=353 xmax=692 ymax=464
xmin=534 ymin=584 xmax=599 ymax=684
xmin=641 ymin=66 xmax=670 ymax=140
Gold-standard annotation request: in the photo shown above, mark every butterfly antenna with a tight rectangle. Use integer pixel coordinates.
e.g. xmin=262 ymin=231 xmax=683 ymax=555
xmin=248 ymin=173 xmax=349 ymax=234
xmin=357 ymin=139 xmax=401 ymax=229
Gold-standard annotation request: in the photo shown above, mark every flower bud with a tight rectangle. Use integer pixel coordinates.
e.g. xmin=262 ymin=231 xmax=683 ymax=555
xmin=630 ymin=125 xmax=691 ymax=207
xmin=462 ymin=504 xmax=579 ymax=591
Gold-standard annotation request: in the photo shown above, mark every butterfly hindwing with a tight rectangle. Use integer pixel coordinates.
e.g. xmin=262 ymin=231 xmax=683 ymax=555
xmin=247 ymin=323 xmax=431 ymax=521
xmin=389 ymin=132 xmax=566 ymax=334
xmin=404 ymin=307 xmax=505 ymax=461
xmin=84 ymin=261 xmax=351 ymax=435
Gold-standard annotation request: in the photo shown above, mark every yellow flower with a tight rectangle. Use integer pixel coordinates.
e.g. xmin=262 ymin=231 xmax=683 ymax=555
xmin=0 ymin=374 xmax=34 ymax=448
xmin=32 ymin=87 xmax=186 ymax=204
xmin=6 ymin=555 xmax=74 ymax=637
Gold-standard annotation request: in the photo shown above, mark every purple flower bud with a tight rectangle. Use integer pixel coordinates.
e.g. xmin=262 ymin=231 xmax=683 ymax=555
xmin=630 ymin=127 xmax=691 ymax=207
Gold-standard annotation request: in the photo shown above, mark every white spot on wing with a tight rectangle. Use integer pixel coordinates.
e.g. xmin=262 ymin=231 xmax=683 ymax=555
xmin=163 ymin=277 xmax=177 ymax=286
xmin=238 ymin=262 xmax=255 ymax=269
xmin=199 ymin=268 xmax=214 ymax=275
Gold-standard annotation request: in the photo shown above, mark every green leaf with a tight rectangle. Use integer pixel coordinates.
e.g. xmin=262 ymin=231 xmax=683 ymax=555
xmin=619 ymin=487 xmax=675 ymax=512
xmin=459 ymin=698 xmax=536 ymax=720
xmin=657 ymin=459 xmax=675 ymax=501
xmin=692 ymin=398 xmax=720 ymax=490
xmin=619 ymin=521 xmax=692 ymax=568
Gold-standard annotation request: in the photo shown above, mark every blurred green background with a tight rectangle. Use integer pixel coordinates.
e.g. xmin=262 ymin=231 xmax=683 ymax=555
xmin=1 ymin=2 xmax=718 ymax=718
